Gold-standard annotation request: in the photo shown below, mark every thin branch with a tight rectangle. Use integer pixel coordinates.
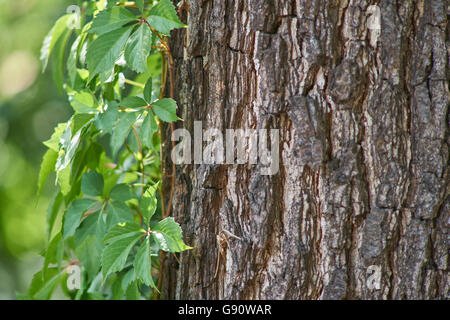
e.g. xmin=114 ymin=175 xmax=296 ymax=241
xmin=124 ymin=78 xmax=145 ymax=88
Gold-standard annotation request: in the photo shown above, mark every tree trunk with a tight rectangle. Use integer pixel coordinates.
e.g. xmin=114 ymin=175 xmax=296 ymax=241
xmin=161 ymin=0 xmax=449 ymax=299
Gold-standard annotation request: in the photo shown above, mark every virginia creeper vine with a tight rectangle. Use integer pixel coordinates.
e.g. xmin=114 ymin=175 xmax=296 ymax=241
xmin=28 ymin=0 xmax=190 ymax=300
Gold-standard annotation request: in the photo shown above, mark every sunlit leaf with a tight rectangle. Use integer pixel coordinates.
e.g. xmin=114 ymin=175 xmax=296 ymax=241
xmin=152 ymin=98 xmax=180 ymax=122
xmin=152 ymin=217 xmax=192 ymax=252
xmin=86 ymin=26 xmax=133 ymax=79
xmin=125 ymin=23 xmax=152 ymax=73
xmin=89 ymin=7 xmax=137 ymax=36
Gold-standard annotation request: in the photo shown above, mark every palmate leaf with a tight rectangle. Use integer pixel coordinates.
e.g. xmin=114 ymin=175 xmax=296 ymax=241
xmin=86 ymin=26 xmax=133 ymax=79
xmin=147 ymin=0 xmax=186 ymax=35
xmin=36 ymin=0 xmax=192 ymax=300
xmin=152 ymin=217 xmax=192 ymax=252
xmin=89 ymin=7 xmax=137 ymax=36
xmin=134 ymin=238 xmax=157 ymax=289
xmin=125 ymin=23 xmax=153 ymax=73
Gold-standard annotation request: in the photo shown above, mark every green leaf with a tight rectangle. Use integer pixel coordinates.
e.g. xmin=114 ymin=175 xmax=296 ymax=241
xmin=74 ymin=211 xmax=100 ymax=246
xmin=152 ymin=217 xmax=192 ymax=252
xmin=43 ymin=122 xmax=68 ymax=152
xmin=107 ymin=200 xmax=134 ymax=227
xmin=125 ymin=281 xmax=140 ymax=300
xmin=136 ymin=0 xmax=145 ymax=13
xmin=43 ymin=232 xmax=64 ymax=274
xmin=140 ymin=183 xmax=158 ymax=225
xmin=109 ymin=183 xmax=136 ymax=202
xmin=57 ymin=165 xmax=72 ymax=196
xmin=89 ymin=7 xmax=137 ymax=36
xmin=134 ymin=238 xmax=157 ymax=288
xmin=102 ymin=233 xmax=142 ymax=279
xmin=37 ymin=149 xmax=58 ymax=197
xmin=152 ymin=98 xmax=180 ymax=122
xmin=121 ymin=268 xmax=136 ymax=291
xmin=111 ymin=112 xmax=137 ymax=156
xmin=143 ymin=77 xmax=153 ymax=103
xmin=28 ymin=268 xmax=61 ymax=300
xmin=120 ymin=96 xmax=148 ymax=109
xmin=81 ymin=171 xmax=104 ymax=197
xmin=63 ymin=199 xmax=97 ymax=239
xmin=125 ymin=23 xmax=152 ymax=73
xmin=40 ymin=14 xmax=72 ymax=71
xmin=55 ymin=125 xmax=82 ymax=172
xmin=67 ymin=36 xmax=81 ymax=87
xmin=86 ymin=26 xmax=133 ymax=79
xmin=103 ymin=222 xmax=143 ymax=243
xmin=86 ymin=142 xmax=103 ymax=170
xmin=52 ymin=29 xmax=71 ymax=93
xmin=111 ymin=274 xmax=125 ymax=299
xmin=75 ymin=235 xmax=102 ymax=279
xmin=69 ymin=91 xmax=97 ymax=114
xmin=72 ymin=113 xmax=95 ymax=133
xmin=148 ymin=0 xmax=186 ymax=35
xmin=140 ymin=111 xmax=158 ymax=148
xmin=47 ymin=191 xmax=63 ymax=239
xmin=94 ymin=101 xmax=119 ymax=134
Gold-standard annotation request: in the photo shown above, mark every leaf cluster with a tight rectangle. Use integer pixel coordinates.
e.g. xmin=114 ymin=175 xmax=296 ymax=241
xmin=31 ymin=0 xmax=189 ymax=300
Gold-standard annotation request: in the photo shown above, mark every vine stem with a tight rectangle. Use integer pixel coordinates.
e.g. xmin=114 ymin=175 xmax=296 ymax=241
xmin=124 ymin=78 xmax=145 ymax=88
xmin=131 ymin=125 xmax=145 ymax=227
xmin=142 ymin=18 xmax=178 ymax=298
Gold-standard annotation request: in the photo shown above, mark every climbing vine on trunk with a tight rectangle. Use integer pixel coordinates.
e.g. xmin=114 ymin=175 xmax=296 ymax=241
xmin=28 ymin=0 xmax=190 ymax=300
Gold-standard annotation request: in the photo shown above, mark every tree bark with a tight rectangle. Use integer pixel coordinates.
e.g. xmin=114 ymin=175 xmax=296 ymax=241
xmin=161 ymin=0 xmax=449 ymax=299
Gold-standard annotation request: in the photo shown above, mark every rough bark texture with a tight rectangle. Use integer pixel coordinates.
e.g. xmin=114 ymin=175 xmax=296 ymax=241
xmin=161 ymin=0 xmax=449 ymax=299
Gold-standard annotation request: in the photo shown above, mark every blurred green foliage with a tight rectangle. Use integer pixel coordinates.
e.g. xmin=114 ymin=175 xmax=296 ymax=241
xmin=0 ymin=0 xmax=73 ymax=298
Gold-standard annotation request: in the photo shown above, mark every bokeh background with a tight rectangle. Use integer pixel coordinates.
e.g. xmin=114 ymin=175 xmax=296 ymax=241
xmin=0 ymin=0 xmax=74 ymax=298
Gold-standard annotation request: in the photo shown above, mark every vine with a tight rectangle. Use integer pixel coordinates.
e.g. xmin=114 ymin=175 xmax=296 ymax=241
xmin=27 ymin=0 xmax=190 ymax=300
